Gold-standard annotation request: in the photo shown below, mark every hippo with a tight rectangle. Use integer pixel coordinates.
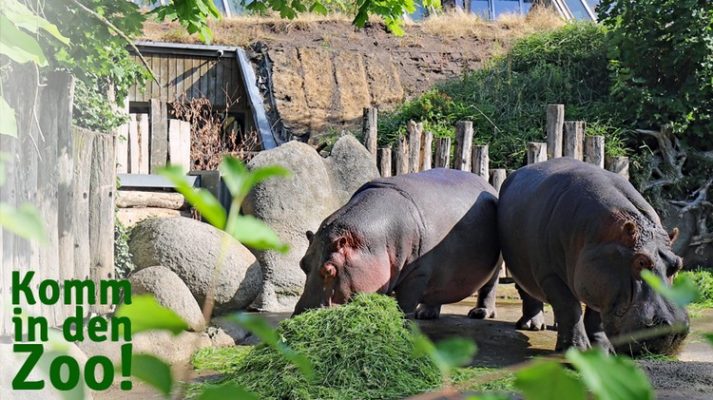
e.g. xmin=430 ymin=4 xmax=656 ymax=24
xmin=498 ymin=158 xmax=689 ymax=354
xmin=293 ymin=168 xmax=501 ymax=319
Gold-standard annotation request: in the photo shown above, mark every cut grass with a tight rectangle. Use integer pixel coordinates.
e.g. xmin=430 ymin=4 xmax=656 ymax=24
xmin=199 ymin=294 xmax=442 ymax=400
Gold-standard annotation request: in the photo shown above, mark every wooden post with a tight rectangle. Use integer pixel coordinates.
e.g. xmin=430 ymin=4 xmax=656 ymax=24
xmin=472 ymin=144 xmax=489 ymax=178
xmin=563 ymin=121 xmax=585 ymax=160
xmin=527 ymin=142 xmax=548 ymax=164
xmin=128 ymin=114 xmax=140 ymax=173
xmin=455 ymin=121 xmax=473 ymax=171
xmin=434 ymin=137 xmax=451 ymax=168
xmin=137 ymin=113 xmax=150 ymax=174
xmin=606 ymin=156 xmax=630 ymax=180
xmin=73 ymin=128 xmax=94 ymax=283
xmin=407 ymin=120 xmax=422 ymax=173
xmin=150 ymin=98 xmax=168 ymax=173
xmin=421 ymin=131 xmax=433 ymax=171
xmin=168 ymin=119 xmax=191 ymax=172
xmin=89 ymin=133 xmax=116 ymax=313
xmin=378 ymin=147 xmax=392 ymax=177
xmin=395 ymin=136 xmax=409 ymax=175
xmin=546 ymin=104 xmax=564 ymax=159
xmin=490 ymin=168 xmax=507 ymax=192
xmin=362 ymin=107 xmax=378 ymax=163
xmin=585 ymin=136 xmax=605 ymax=168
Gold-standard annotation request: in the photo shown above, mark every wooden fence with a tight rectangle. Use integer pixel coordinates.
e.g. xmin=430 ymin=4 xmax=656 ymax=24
xmin=362 ymin=104 xmax=630 ymax=181
xmin=115 ymin=104 xmax=192 ymax=174
xmin=0 ymin=70 xmax=116 ymax=336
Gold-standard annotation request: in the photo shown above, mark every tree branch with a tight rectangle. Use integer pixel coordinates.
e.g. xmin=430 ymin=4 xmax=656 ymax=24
xmin=70 ymin=0 xmax=158 ymax=85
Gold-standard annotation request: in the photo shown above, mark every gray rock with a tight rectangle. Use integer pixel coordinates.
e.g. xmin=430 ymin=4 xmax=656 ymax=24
xmin=129 ymin=266 xmax=206 ymax=331
xmin=243 ymin=137 xmax=378 ymax=311
xmin=129 ymin=217 xmax=262 ymax=313
xmin=206 ymin=326 xmax=235 ymax=347
xmin=212 ymin=315 xmax=250 ymax=343
xmin=132 ymin=330 xmax=213 ymax=365
xmin=324 ymin=135 xmax=380 ymax=204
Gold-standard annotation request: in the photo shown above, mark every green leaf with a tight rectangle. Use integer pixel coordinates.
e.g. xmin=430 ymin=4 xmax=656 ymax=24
xmin=157 ymin=165 xmax=226 ymax=229
xmin=115 ymin=295 xmax=189 ymax=336
xmin=0 ymin=96 xmax=17 ymax=137
xmin=641 ymin=269 xmax=699 ymax=307
xmin=230 ymin=313 xmax=279 ymax=346
xmin=225 ymin=214 xmax=289 ymax=253
xmin=218 ymin=156 xmax=289 ymax=201
xmin=566 ymin=348 xmax=654 ymax=400
xmin=0 ymin=14 xmax=47 ymax=65
xmin=515 ymin=360 xmax=586 ymax=400
xmin=1 ymin=0 xmax=69 ymax=44
xmin=130 ymin=354 xmax=174 ymax=398
xmin=0 ymin=202 xmax=46 ymax=243
xmin=197 ymin=382 xmax=258 ymax=400
xmin=230 ymin=313 xmax=314 ymax=379
xmin=413 ymin=331 xmax=476 ymax=374
xmin=309 ymin=2 xmax=328 ymax=15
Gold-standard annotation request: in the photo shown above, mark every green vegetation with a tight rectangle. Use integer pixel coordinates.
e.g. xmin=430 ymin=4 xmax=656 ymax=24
xmin=379 ymin=23 xmax=627 ymax=169
xmin=192 ymin=346 xmax=253 ymax=375
xmin=679 ymin=268 xmax=713 ymax=308
xmin=224 ymin=294 xmax=441 ymax=400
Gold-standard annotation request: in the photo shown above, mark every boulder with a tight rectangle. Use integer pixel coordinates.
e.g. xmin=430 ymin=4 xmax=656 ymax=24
xmin=243 ymin=137 xmax=378 ymax=311
xmin=129 ymin=217 xmax=262 ymax=313
xmin=324 ymin=135 xmax=380 ymax=204
xmin=129 ymin=266 xmax=206 ymax=331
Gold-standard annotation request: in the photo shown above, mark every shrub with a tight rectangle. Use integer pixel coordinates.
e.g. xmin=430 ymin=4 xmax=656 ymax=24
xmin=379 ymin=23 xmax=626 ymax=169
xmin=228 ymin=294 xmax=441 ymax=400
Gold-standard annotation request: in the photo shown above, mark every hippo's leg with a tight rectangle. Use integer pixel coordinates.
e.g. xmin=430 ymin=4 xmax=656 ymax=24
xmin=541 ymin=276 xmax=591 ymax=351
xmin=468 ymin=265 xmax=500 ymax=319
xmin=583 ymin=307 xmax=615 ymax=354
xmin=395 ymin=270 xmax=431 ymax=317
xmin=515 ymin=284 xmax=546 ymax=331
xmin=414 ymin=304 xmax=442 ymax=320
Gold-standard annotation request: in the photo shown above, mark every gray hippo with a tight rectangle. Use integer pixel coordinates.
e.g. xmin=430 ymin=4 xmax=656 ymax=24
xmin=293 ymin=168 xmax=501 ymax=319
xmin=499 ymin=158 xmax=688 ymax=354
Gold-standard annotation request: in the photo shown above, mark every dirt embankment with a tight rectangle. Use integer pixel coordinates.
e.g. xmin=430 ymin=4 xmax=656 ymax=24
xmin=142 ymin=12 xmax=563 ymax=140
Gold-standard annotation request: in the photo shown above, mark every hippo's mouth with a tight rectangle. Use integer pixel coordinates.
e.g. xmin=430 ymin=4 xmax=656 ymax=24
xmin=604 ymin=312 xmax=689 ymax=356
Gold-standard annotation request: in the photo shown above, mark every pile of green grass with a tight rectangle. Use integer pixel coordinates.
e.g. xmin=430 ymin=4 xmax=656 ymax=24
xmin=227 ymin=294 xmax=442 ymax=399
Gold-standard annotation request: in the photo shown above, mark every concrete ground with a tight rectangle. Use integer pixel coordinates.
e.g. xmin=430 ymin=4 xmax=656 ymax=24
xmin=96 ymin=283 xmax=713 ymax=399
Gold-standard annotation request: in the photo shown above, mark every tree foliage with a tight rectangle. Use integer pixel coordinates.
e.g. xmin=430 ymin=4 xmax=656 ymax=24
xmin=599 ymin=0 xmax=713 ymax=144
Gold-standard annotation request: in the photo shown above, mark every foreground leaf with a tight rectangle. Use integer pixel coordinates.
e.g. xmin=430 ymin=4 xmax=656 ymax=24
xmin=226 ymin=214 xmax=289 ymax=253
xmin=231 ymin=313 xmax=314 ymax=380
xmin=413 ymin=332 xmax=476 ymax=374
xmin=641 ymin=270 xmax=699 ymax=307
xmin=197 ymin=382 xmax=258 ymax=400
xmin=0 ymin=97 xmax=17 ymax=137
xmin=566 ymin=348 xmax=653 ymax=400
xmin=704 ymin=333 xmax=713 ymax=347
xmin=158 ymin=165 xmax=226 ymax=229
xmin=515 ymin=360 xmax=586 ymax=400
xmin=131 ymin=354 xmax=173 ymax=398
xmin=115 ymin=295 xmax=189 ymax=336
xmin=0 ymin=202 xmax=46 ymax=243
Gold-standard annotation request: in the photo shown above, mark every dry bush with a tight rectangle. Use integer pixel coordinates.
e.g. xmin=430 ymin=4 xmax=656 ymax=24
xmin=170 ymin=94 xmax=260 ymax=170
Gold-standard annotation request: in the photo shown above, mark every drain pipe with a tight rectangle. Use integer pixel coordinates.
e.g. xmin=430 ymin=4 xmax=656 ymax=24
xmin=236 ymin=48 xmax=278 ymax=149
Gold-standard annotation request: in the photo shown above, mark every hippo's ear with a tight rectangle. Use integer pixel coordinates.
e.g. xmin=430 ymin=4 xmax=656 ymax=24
xmin=669 ymin=227 xmax=680 ymax=244
xmin=632 ymin=253 xmax=654 ymax=278
xmin=622 ymin=221 xmax=639 ymax=247
xmin=306 ymin=230 xmax=315 ymax=243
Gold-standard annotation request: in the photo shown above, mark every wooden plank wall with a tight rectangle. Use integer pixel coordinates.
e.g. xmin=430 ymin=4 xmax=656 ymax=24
xmin=116 ymin=113 xmax=191 ymax=174
xmin=0 ymin=69 xmax=116 ymax=335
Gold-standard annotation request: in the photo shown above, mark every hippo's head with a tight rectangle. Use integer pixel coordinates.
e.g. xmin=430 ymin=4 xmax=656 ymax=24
xmin=292 ymin=226 xmax=391 ymax=316
xmin=574 ymin=218 xmax=689 ymax=355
